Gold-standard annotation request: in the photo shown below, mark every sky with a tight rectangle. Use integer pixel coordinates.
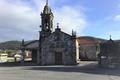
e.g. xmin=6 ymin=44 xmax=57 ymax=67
xmin=0 ymin=0 xmax=120 ymax=42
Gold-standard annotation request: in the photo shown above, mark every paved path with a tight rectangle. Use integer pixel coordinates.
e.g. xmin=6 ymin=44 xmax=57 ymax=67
xmin=0 ymin=61 xmax=120 ymax=80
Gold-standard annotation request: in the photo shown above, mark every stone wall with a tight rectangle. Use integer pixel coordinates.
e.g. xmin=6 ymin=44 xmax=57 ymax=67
xmin=79 ymin=44 xmax=97 ymax=61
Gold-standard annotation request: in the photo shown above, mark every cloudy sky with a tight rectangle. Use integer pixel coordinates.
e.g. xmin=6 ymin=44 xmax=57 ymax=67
xmin=0 ymin=0 xmax=120 ymax=42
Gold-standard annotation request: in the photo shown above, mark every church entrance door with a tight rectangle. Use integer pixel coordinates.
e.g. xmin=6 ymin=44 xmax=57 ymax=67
xmin=55 ymin=52 xmax=63 ymax=65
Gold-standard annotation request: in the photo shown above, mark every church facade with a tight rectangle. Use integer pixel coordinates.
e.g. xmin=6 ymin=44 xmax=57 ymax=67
xmin=38 ymin=2 xmax=79 ymax=65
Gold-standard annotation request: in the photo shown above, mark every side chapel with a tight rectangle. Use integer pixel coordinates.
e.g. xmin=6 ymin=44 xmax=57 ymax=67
xmin=98 ymin=36 xmax=120 ymax=68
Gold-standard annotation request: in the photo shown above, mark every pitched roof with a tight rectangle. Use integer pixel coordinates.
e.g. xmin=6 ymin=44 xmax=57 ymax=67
xmin=24 ymin=40 xmax=39 ymax=49
xmin=77 ymin=39 xmax=96 ymax=45
xmin=77 ymin=36 xmax=106 ymax=45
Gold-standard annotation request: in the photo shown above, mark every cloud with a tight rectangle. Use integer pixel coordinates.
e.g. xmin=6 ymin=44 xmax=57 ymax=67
xmin=0 ymin=0 xmax=87 ymax=42
xmin=113 ymin=2 xmax=120 ymax=22
xmin=54 ymin=6 xmax=87 ymax=35
xmin=0 ymin=0 xmax=41 ymax=42
xmin=114 ymin=15 xmax=120 ymax=22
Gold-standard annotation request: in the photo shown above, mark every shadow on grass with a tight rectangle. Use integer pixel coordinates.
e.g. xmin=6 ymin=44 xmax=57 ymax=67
xmin=25 ymin=62 xmax=120 ymax=76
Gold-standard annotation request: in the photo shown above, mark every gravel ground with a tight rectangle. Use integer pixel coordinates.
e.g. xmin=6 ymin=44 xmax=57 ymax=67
xmin=0 ymin=61 xmax=120 ymax=80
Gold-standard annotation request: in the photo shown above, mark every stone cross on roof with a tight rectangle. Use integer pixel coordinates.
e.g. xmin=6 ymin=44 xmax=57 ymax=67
xmin=110 ymin=35 xmax=112 ymax=40
xmin=57 ymin=23 xmax=59 ymax=28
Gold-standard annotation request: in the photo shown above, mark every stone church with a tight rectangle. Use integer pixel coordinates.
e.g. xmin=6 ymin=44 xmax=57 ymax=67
xmin=37 ymin=1 xmax=79 ymax=65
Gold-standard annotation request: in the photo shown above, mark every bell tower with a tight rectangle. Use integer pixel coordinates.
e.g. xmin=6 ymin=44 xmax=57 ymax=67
xmin=40 ymin=0 xmax=54 ymax=38
xmin=38 ymin=0 xmax=53 ymax=65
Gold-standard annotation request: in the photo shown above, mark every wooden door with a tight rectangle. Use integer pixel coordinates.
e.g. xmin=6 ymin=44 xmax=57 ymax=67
xmin=55 ymin=52 xmax=63 ymax=65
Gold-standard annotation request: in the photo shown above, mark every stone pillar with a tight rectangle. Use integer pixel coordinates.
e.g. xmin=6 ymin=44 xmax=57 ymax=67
xmin=21 ymin=39 xmax=25 ymax=65
xmin=37 ymin=48 xmax=40 ymax=64
xmin=72 ymin=30 xmax=78 ymax=64
xmin=38 ymin=31 xmax=42 ymax=65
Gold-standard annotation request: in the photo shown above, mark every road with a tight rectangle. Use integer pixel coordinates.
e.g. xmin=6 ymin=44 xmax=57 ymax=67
xmin=0 ymin=61 xmax=120 ymax=80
